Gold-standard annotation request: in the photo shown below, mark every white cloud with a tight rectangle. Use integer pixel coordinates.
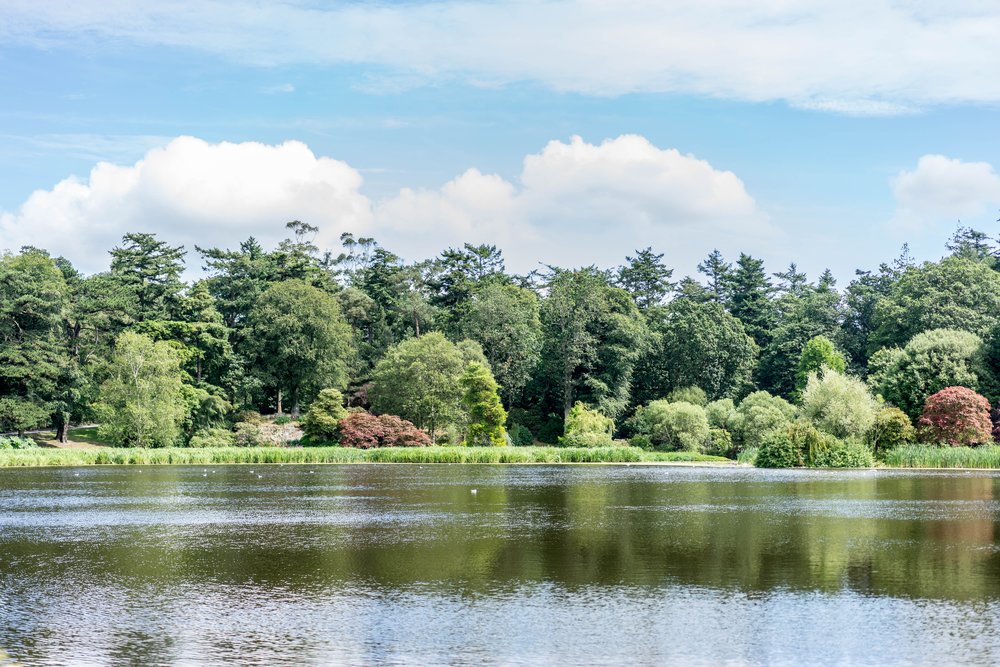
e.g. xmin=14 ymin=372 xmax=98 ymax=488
xmin=4 ymin=1 xmax=1000 ymax=112
xmin=891 ymin=154 xmax=1000 ymax=229
xmin=0 ymin=136 xmax=372 ymax=272
xmin=0 ymin=134 xmax=773 ymax=276
xmin=373 ymin=135 xmax=773 ymax=271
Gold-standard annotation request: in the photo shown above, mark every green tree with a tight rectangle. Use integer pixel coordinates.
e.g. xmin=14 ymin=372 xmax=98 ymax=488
xmin=868 ymin=329 xmax=985 ymax=420
xmin=560 ymin=401 xmax=614 ymax=447
xmin=460 ymin=362 xmax=508 ymax=446
xmin=871 ymin=257 xmax=1000 ymax=350
xmin=795 ymin=335 xmax=847 ymax=395
xmin=460 ymin=284 xmax=542 ymax=405
xmin=638 ymin=299 xmax=757 ymax=403
xmin=696 ymin=249 xmax=732 ymax=303
xmin=728 ymin=391 xmax=797 ymax=451
xmin=109 ymin=233 xmax=186 ymax=321
xmin=245 ymin=279 xmax=355 ymax=416
xmin=800 ymin=370 xmax=878 ymax=439
xmin=369 ymin=332 xmax=469 ymax=438
xmin=301 ymin=388 xmax=348 ymax=441
xmin=633 ymin=400 xmax=710 ymax=452
xmin=94 ymin=332 xmax=185 ymax=447
xmin=617 ymin=247 xmax=674 ymax=310
xmin=726 ymin=253 xmax=775 ymax=348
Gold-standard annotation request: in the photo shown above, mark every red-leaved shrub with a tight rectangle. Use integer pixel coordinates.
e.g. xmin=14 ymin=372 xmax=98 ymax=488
xmin=917 ymin=386 xmax=992 ymax=446
xmin=338 ymin=412 xmax=431 ymax=448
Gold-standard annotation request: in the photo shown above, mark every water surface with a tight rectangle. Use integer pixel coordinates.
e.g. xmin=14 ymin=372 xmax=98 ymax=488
xmin=2 ymin=465 xmax=1000 ymax=665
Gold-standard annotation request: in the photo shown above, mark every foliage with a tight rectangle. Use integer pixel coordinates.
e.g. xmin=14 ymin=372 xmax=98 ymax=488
xmin=560 ymin=401 xmax=615 ymax=447
xmin=188 ymin=427 xmax=236 ymax=448
xmin=917 ymin=386 xmax=992 ymax=446
xmin=726 ymin=253 xmax=775 ymax=348
xmin=94 ymin=332 xmax=186 ymax=447
xmin=795 ymin=335 xmax=847 ymax=394
xmin=633 ymin=400 xmax=710 ymax=452
xmin=0 ymin=398 xmax=50 ymax=435
xmin=508 ymin=423 xmax=534 ymax=446
xmin=705 ymin=399 xmax=736 ymax=429
xmin=665 ymin=386 xmax=708 ymax=407
xmin=460 ymin=284 xmax=542 ymax=404
xmin=369 ymin=333 xmax=469 ymax=438
xmin=755 ymin=429 xmax=804 ymax=468
xmin=872 ymin=257 xmax=1000 ymax=350
xmin=460 ymin=362 xmax=507 ymax=446
xmin=617 ymin=247 xmax=674 ymax=310
xmin=244 ymin=279 xmax=355 ymax=415
xmin=301 ymin=388 xmax=348 ymax=440
xmin=811 ymin=439 xmax=875 ymax=468
xmin=629 ymin=434 xmax=653 ymax=450
xmin=868 ymin=329 xmax=984 ymax=419
xmin=337 ymin=412 xmax=431 ymax=448
xmin=728 ymin=391 xmax=797 ymax=451
xmin=868 ymin=406 xmax=915 ymax=457
xmin=885 ymin=445 xmax=1000 ymax=469
xmin=705 ymin=428 xmax=734 ymax=457
xmin=0 ymin=436 xmax=38 ymax=450
xmin=736 ymin=447 xmax=759 ymax=465
xmin=801 ymin=370 xmax=878 ymax=439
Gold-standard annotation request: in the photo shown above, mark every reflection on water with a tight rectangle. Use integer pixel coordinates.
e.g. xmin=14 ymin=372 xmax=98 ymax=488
xmin=2 ymin=465 xmax=1000 ymax=665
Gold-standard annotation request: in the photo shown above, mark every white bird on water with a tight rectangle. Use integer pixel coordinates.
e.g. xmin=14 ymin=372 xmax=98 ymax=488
xmin=471 ymin=488 xmax=477 ymax=495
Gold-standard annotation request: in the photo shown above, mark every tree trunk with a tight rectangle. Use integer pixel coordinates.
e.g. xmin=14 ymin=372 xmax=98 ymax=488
xmin=290 ymin=387 xmax=300 ymax=419
xmin=276 ymin=389 xmax=283 ymax=415
xmin=57 ymin=421 xmax=68 ymax=444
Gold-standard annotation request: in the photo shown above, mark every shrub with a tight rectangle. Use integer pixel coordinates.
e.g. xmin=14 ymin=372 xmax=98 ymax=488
xmin=801 ymin=370 xmax=878 ymax=439
xmin=629 ymin=434 xmax=653 ymax=450
xmin=273 ymin=415 xmax=293 ymax=425
xmin=460 ymin=362 xmax=508 ymax=447
xmin=508 ymin=423 xmax=534 ymax=446
xmin=560 ymin=402 xmax=614 ymax=447
xmin=338 ymin=412 xmax=431 ymax=448
xmin=636 ymin=400 xmax=710 ymax=452
xmin=188 ymin=428 xmax=236 ymax=448
xmin=301 ymin=388 xmax=348 ymax=441
xmin=736 ymin=447 xmax=759 ymax=465
xmin=811 ymin=438 xmax=875 ymax=468
xmin=728 ymin=391 xmax=797 ymax=451
xmin=705 ymin=428 xmax=734 ymax=457
xmin=0 ymin=436 xmax=37 ymax=450
xmin=917 ymin=386 xmax=992 ymax=446
xmin=665 ymin=386 xmax=708 ymax=407
xmin=869 ymin=406 xmax=915 ymax=457
xmin=705 ymin=399 xmax=736 ymax=430
xmin=756 ymin=429 xmax=803 ymax=468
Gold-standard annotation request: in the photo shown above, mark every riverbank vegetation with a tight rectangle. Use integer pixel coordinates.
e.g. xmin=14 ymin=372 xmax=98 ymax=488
xmin=6 ymin=223 xmax=1000 ymax=467
xmin=0 ymin=445 xmax=728 ymax=467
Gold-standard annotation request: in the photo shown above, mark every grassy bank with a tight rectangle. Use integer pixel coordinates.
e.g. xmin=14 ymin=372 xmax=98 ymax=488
xmin=0 ymin=445 xmax=731 ymax=467
xmin=883 ymin=445 xmax=1000 ymax=469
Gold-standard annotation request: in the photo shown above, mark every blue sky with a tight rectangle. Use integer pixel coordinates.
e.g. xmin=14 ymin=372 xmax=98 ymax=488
xmin=2 ymin=1 xmax=999 ymax=283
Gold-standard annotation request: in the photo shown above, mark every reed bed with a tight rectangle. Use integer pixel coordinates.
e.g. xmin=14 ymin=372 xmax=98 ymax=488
xmin=884 ymin=445 xmax=1000 ymax=469
xmin=0 ymin=445 xmax=731 ymax=468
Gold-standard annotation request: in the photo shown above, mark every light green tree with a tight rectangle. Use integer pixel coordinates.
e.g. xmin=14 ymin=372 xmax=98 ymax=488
xmin=302 ymin=388 xmax=348 ymax=441
xmin=728 ymin=391 xmax=797 ymax=451
xmin=801 ymin=369 xmax=878 ymax=439
xmin=795 ymin=335 xmax=847 ymax=395
xmin=560 ymin=401 xmax=615 ymax=447
xmin=369 ymin=332 xmax=469 ymax=438
xmin=636 ymin=400 xmax=710 ymax=452
xmin=460 ymin=362 xmax=507 ymax=446
xmin=95 ymin=332 xmax=185 ymax=447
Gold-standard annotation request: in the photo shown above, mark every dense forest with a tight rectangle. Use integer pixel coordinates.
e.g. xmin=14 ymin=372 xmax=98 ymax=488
xmin=3 ymin=221 xmax=1000 ymax=465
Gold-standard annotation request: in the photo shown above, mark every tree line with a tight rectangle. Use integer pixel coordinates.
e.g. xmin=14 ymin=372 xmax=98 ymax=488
xmin=3 ymin=221 xmax=1000 ymax=456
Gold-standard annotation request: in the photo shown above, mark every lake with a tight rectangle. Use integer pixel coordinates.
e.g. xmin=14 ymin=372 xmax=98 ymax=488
xmin=2 ymin=464 xmax=1000 ymax=665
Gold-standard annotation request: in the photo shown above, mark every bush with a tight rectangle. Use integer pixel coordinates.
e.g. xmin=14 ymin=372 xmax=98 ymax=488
xmin=0 ymin=436 xmax=37 ymax=450
xmin=705 ymin=428 xmax=733 ymax=457
xmin=728 ymin=391 xmax=797 ymax=451
xmin=508 ymin=423 xmax=534 ymax=446
xmin=273 ymin=415 xmax=293 ymax=425
xmin=629 ymin=434 xmax=653 ymax=450
xmin=705 ymin=399 xmax=736 ymax=429
xmin=801 ymin=370 xmax=878 ymax=439
xmin=188 ymin=428 xmax=236 ymax=448
xmin=338 ymin=412 xmax=431 ymax=449
xmin=736 ymin=447 xmax=759 ymax=465
xmin=811 ymin=438 xmax=875 ymax=468
xmin=869 ymin=406 xmax=915 ymax=457
xmin=301 ymin=388 xmax=348 ymax=441
xmin=756 ymin=429 xmax=803 ymax=468
xmin=636 ymin=400 xmax=710 ymax=452
xmin=665 ymin=386 xmax=708 ymax=407
xmin=560 ymin=402 xmax=614 ymax=447
xmin=917 ymin=386 xmax=992 ymax=446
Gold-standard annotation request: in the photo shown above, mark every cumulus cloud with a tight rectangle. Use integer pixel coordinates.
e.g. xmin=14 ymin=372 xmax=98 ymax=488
xmin=0 ymin=134 xmax=773 ymax=275
xmin=373 ymin=135 xmax=773 ymax=271
xmin=0 ymin=136 xmax=372 ymax=272
xmin=891 ymin=155 xmax=1000 ymax=229
xmin=4 ymin=0 xmax=1000 ymax=112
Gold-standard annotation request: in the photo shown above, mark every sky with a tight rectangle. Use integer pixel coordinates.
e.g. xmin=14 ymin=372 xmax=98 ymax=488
xmin=1 ymin=0 xmax=1000 ymax=284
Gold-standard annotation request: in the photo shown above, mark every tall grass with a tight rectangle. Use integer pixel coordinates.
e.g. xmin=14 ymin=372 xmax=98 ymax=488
xmin=0 ymin=446 xmax=732 ymax=467
xmin=884 ymin=445 xmax=1000 ymax=469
